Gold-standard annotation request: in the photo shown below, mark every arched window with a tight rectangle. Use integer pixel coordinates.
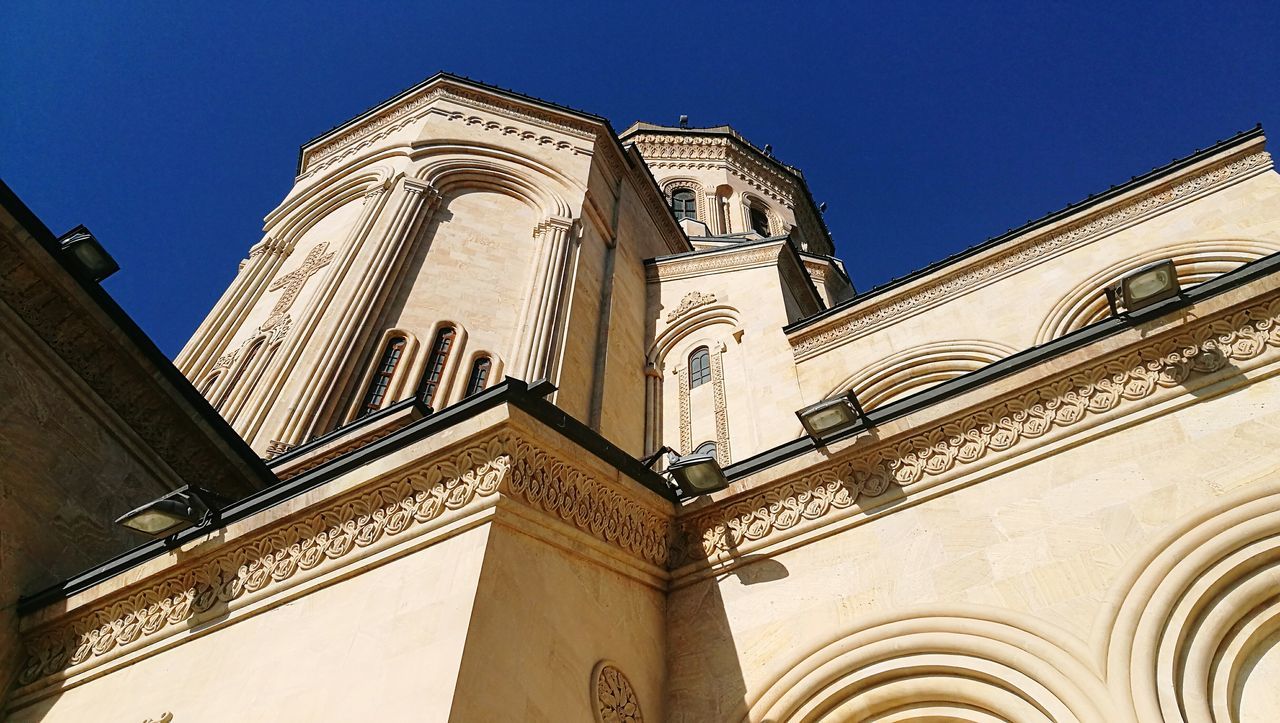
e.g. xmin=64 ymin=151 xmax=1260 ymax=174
xmin=693 ymin=441 xmax=717 ymax=458
xmin=688 ymin=346 xmax=711 ymax=388
xmin=418 ymin=326 xmax=456 ymax=409
xmin=749 ymin=204 xmax=771 ymax=236
xmin=216 ymin=338 xmax=264 ymax=410
xmin=671 ymin=188 xmax=697 ymax=221
xmin=358 ymin=336 xmax=406 ymax=416
xmin=464 ymin=356 xmax=492 ymax=398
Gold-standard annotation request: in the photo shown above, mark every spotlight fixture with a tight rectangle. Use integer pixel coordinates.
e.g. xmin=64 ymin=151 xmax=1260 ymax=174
xmin=667 ymin=451 xmax=730 ymax=496
xmin=678 ymin=114 xmax=689 ymax=128
xmin=1106 ymin=260 xmax=1181 ymax=315
xmin=796 ymin=390 xmax=869 ymax=441
xmin=57 ymin=225 xmax=119 ymax=282
xmin=115 ymin=487 xmax=221 ymax=537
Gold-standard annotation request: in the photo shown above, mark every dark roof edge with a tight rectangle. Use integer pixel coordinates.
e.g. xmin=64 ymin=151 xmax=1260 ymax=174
xmin=784 ymin=124 xmax=1266 ymax=335
xmin=17 ymin=378 xmax=674 ymax=614
xmin=0 ymin=179 xmax=276 ymax=494
xmin=728 ymin=247 xmax=1280 ymax=482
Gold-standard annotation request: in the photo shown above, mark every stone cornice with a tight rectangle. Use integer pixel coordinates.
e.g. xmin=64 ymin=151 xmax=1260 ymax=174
xmin=646 ymin=242 xmax=782 ymax=283
xmin=787 ymin=147 xmax=1274 ymax=360
xmin=633 ymin=133 xmax=801 ymax=208
xmin=674 ymin=281 xmax=1280 ymax=572
xmin=299 ymin=79 xmax=601 ymax=178
xmin=14 ymin=423 xmax=674 ymax=697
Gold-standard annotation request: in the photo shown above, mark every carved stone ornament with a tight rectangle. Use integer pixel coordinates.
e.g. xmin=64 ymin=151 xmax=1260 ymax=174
xmin=592 ymin=661 xmax=643 ymax=723
xmin=789 ymin=150 xmax=1273 ymax=358
xmin=675 ymin=289 xmax=1280 ymax=567
xmin=17 ymin=432 xmax=672 ymax=689
xmin=142 ymin=714 xmax=173 ymax=723
xmin=665 ymin=291 xmax=717 ymax=323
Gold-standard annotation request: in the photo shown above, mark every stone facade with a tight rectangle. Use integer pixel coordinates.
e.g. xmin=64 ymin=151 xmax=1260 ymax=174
xmin=6 ymin=73 xmax=1280 ymax=722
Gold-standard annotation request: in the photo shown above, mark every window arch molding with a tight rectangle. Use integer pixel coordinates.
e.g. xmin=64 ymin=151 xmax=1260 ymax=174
xmin=344 ymin=328 xmax=421 ymax=422
xmin=660 ymin=178 xmax=708 ymax=223
xmin=644 ymin=303 xmax=742 ymax=457
xmin=453 ymin=350 xmax=505 ymax=404
xmin=1034 ymin=239 xmax=1280 ymax=344
xmin=740 ymin=192 xmax=783 ymax=237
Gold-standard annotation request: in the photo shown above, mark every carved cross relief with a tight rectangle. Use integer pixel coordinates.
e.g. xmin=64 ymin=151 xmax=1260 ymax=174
xmin=263 ymin=242 xmax=334 ymax=330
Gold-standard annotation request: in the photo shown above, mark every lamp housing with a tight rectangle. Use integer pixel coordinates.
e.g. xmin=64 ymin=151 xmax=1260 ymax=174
xmin=667 ymin=452 xmax=730 ymax=496
xmin=115 ymin=488 xmax=209 ymax=537
xmin=1107 ymin=260 xmax=1181 ymax=314
xmin=58 ymin=225 xmax=119 ymax=282
xmin=796 ymin=391 xmax=868 ymax=441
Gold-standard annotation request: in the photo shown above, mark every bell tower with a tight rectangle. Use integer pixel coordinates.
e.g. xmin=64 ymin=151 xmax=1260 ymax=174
xmin=175 ymin=73 xmax=689 ymax=457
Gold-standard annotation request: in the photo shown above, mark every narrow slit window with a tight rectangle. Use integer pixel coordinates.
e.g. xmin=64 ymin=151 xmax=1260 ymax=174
xmin=359 ymin=336 xmax=406 ymax=416
xmin=464 ymin=356 xmax=492 ymax=397
xmin=671 ymin=188 xmax=697 ymax=221
xmin=689 ymin=347 xmax=711 ymax=388
xmin=419 ymin=326 xmax=456 ymax=409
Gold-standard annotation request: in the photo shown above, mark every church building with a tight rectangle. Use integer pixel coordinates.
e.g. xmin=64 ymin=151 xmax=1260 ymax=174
xmin=4 ymin=72 xmax=1280 ymax=722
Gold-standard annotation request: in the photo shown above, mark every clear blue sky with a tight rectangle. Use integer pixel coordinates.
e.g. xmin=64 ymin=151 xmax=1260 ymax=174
xmin=3 ymin=2 xmax=1278 ymax=357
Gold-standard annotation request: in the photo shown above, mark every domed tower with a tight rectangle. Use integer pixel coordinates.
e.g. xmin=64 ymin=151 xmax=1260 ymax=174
xmin=175 ymin=74 xmax=689 ymax=458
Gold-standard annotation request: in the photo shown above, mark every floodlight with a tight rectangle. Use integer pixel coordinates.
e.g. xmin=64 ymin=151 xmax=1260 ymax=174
xmin=667 ymin=452 xmax=730 ymax=495
xmin=796 ymin=390 xmax=868 ymax=441
xmin=1106 ymin=260 xmax=1181 ymax=315
xmin=58 ymin=225 xmax=119 ymax=282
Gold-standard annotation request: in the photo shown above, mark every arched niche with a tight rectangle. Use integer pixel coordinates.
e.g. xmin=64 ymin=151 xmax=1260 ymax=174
xmin=826 ymin=340 xmax=1016 ymax=410
xmin=1036 ymin=239 xmax=1280 ymax=343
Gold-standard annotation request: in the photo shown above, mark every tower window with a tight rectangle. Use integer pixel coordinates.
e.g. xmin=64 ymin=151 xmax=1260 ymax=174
xmin=689 ymin=346 xmax=711 ymax=388
xmin=464 ymin=356 xmax=492 ymax=397
xmin=359 ymin=336 xmax=406 ymax=416
xmin=671 ymin=188 xmax=697 ymax=221
xmin=418 ymin=326 xmax=456 ymax=409
xmin=749 ymin=205 xmax=771 ymax=236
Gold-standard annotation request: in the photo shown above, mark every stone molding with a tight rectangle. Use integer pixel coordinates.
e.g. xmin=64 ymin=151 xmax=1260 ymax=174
xmin=300 ymin=81 xmax=598 ymax=177
xmin=675 ymin=288 xmax=1280 ymax=567
xmin=665 ymin=291 xmax=717 ymax=323
xmin=631 ymin=133 xmax=800 ymax=207
xmin=16 ymin=429 xmax=672 ymax=691
xmin=788 ymin=150 xmax=1274 ymax=360
xmin=646 ymin=245 xmax=780 ymax=283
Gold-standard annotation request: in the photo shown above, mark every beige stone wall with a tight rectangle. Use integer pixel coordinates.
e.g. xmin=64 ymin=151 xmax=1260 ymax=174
xmin=8 ymin=525 xmax=492 ymax=723
xmin=668 ymin=352 xmax=1280 ymax=721
xmin=791 ymin=144 xmax=1280 ymax=412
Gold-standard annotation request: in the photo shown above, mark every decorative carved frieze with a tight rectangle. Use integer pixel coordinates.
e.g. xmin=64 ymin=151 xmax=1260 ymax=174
xmin=675 ymin=289 xmax=1280 ymax=566
xmin=646 ymin=245 xmax=780 ymax=283
xmin=789 ymin=150 xmax=1274 ymax=359
xmin=17 ymin=430 xmax=672 ymax=689
xmin=665 ymin=291 xmax=717 ymax=323
xmin=676 ymin=365 xmax=691 ymax=455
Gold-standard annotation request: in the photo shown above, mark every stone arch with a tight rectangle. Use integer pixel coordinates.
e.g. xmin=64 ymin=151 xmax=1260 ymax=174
xmin=660 ymin=177 xmax=709 ymax=223
xmin=266 ymin=164 xmax=397 ymax=253
xmin=645 ymin=304 xmax=742 ymax=458
xmin=826 ymin=340 xmax=1017 ymax=410
xmin=747 ymin=607 xmax=1115 ymax=723
xmin=1035 ymin=239 xmax=1280 ymax=343
xmin=1100 ymin=480 xmax=1280 ymax=723
xmin=412 ymin=143 xmax=577 ymax=221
